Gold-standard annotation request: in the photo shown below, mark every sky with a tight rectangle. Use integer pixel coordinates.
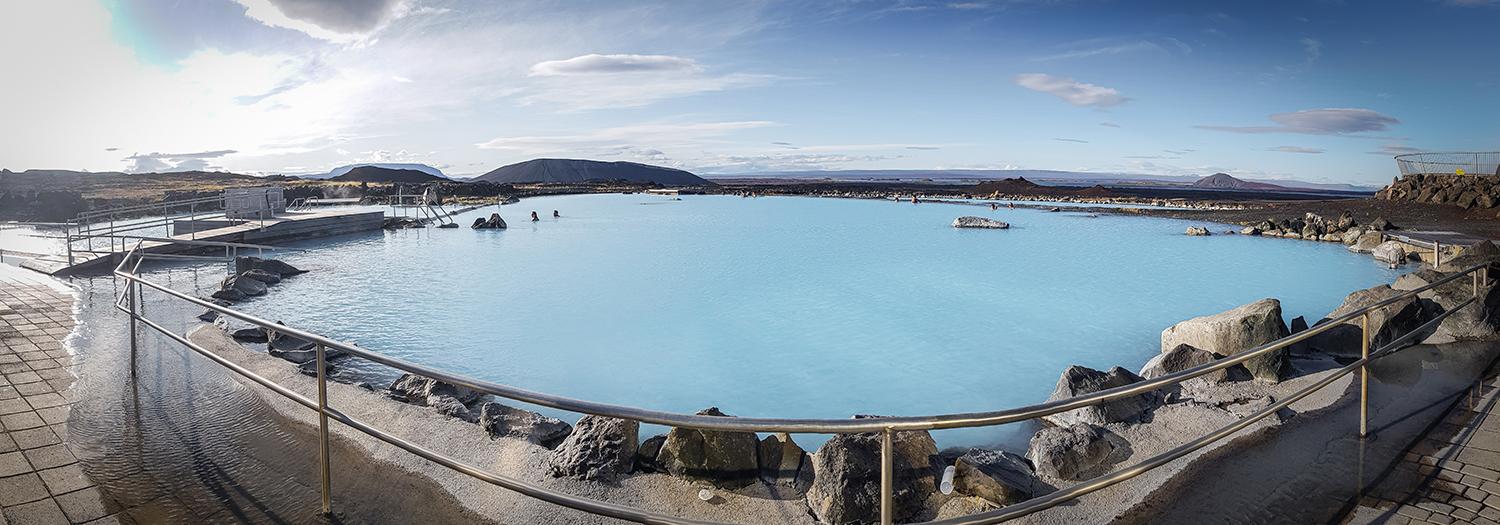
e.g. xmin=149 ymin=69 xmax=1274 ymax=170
xmin=2 ymin=0 xmax=1498 ymax=184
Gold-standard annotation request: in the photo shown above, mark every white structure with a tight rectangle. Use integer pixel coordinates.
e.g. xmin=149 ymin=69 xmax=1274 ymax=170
xmin=224 ymin=187 xmax=286 ymax=219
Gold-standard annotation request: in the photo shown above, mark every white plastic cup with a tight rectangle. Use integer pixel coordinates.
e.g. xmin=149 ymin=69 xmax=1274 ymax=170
xmin=940 ymin=465 xmax=956 ymax=495
xmin=698 ymin=489 xmax=714 ymax=502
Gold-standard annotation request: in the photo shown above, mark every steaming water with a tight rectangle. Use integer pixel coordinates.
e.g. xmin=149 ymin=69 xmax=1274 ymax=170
xmin=192 ymin=194 xmax=1402 ymax=447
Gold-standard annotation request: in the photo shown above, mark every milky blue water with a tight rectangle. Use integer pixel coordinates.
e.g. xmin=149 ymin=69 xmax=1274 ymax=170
xmin=228 ymin=194 xmax=1400 ymax=449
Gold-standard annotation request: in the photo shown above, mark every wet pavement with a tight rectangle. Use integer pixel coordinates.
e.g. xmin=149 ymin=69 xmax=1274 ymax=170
xmin=1 ymin=265 xmax=125 ymax=524
xmin=1118 ymin=342 xmax=1500 ymax=525
xmin=1349 ymin=372 xmax=1500 ymax=524
xmin=55 ymin=264 xmax=487 ymax=524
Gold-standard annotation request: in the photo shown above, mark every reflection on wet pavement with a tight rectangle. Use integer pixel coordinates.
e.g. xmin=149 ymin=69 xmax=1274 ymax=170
xmin=1350 ymin=372 xmax=1500 ymax=524
xmin=1118 ymin=342 xmax=1500 ymax=525
xmin=65 ymin=268 xmax=490 ymax=524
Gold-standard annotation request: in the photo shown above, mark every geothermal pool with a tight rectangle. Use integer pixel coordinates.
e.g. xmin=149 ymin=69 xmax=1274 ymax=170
xmin=211 ymin=194 xmax=1398 ymax=447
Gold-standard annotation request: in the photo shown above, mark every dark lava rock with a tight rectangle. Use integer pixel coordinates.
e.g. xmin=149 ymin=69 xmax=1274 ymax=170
xmin=478 ymin=402 xmax=573 ymax=447
xmin=548 ymin=415 xmax=639 ymax=481
xmin=656 ymin=407 xmax=761 ymax=489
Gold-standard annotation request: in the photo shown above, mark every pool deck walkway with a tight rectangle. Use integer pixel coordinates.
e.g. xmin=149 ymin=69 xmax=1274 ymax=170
xmin=1348 ymin=369 xmax=1500 ymax=525
xmin=0 ymin=266 xmax=125 ymax=525
xmin=21 ymin=208 xmax=384 ymax=276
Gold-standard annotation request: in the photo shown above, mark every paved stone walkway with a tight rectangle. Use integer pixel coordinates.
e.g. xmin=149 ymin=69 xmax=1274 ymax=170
xmin=0 ymin=266 xmax=125 ymax=525
xmin=1350 ymin=372 xmax=1500 ymax=525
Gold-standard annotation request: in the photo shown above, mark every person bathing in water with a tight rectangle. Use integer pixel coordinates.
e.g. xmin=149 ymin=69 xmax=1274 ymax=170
xmin=552 ymin=210 xmax=560 ymax=218
xmin=530 ymin=211 xmax=539 ymax=222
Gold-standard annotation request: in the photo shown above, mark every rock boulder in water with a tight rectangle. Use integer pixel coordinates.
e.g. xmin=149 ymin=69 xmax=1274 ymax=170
xmin=229 ymin=327 xmax=269 ymax=343
xmin=1304 ymin=285 xmax=1426 ymax=357
xmin=221 ymin=274 xmax=268 ymax=297
xmin=1160 ymin=298 xmax=1289 ymax=382
xmin=1349 ymin=231 xmax=1384 ymax=253
xmin=807 ymin=417 xmax=942 ymax=524
xmin=235 ymin=256 xmax=306 ymax=277
xmin=478 ymin=402 xmax=573 ymax=447
xmin=950 ymin=448 xmax=1040 ymax=506
xmin=548 ymin=416 xmax=639 ymax=481
xmin=1372 ymin=241 xmax=1406 ymax=264
xmin=1042 ymin=365 xmax=1160 ymax=427
xmin=471 ymin=213 xmax=507 ymax=229
xmin=1027 ymin=422 xmax=1129 ymax=483
xmin=1138 ymin=343 xmax=1229 ymax=385
xmin=952 ymin=216 xmax=1009 ymax=229
xmin=210 ymin=288 xmax=247 ymax=302
xmin=656 ymin=407 xmax=761 ymax=488
xmin=1184 ymin=226 xmax=1211 ymax=236
xmin=1341 ymin=228 xmax=1365 ymax=245
xmin=1394 ymin=269 xmax=1500 ymax=343
xmin=241 ymin=268 xmax=281 ymax=285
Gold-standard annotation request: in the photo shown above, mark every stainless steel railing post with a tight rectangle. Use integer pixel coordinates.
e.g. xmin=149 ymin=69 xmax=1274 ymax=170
xmin=316 ymin=343 xmax=333 ymax=515
xmin=1359 ymin=312 xmax=1370 ymax=438
xmin=128 ymin=278 xmax=138 ymax=378
xmin=880 ymin=427 xmax=893 ymax=525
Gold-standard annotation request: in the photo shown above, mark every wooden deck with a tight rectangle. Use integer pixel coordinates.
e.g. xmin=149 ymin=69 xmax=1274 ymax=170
xmin=21 ymin=209 xmax=384 ymax=276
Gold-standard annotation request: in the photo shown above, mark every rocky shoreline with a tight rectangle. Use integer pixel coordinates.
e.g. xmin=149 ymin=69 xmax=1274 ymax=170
xmin=189 ymin=227 xmax=1500 ymax=523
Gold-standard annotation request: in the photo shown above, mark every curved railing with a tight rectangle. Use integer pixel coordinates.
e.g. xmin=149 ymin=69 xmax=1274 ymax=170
xmin=111 ymin=239 xmax=1492 ymax=524
xmin=1395 ymin=151 xmax=1500 ymax=177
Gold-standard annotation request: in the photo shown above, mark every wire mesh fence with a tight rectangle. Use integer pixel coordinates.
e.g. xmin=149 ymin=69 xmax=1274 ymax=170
xmin=1395 ymin=152 xmax=1500 ymax=177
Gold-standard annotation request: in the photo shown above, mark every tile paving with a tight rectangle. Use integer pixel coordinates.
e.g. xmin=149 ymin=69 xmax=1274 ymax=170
xmin=1350 ymin=372 xmax=1500 ymax=525
xmin=0 ymin=267 xmax=127 ymax=524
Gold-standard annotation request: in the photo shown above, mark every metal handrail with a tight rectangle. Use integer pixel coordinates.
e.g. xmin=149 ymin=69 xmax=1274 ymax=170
xmin=111 ymin=239 xmax=1492 ymax=524
xmin=75 ymin=195 xmax=225 ymax=221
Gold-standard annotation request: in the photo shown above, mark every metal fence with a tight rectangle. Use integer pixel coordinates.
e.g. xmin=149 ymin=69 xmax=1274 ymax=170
xmin=111 ymin=239 xmax=1493 ymax=525
xmin=1395 ymin=152 xmax=1500 ymax=177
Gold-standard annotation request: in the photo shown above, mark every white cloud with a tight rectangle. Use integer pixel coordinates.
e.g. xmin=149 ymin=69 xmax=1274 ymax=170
xmin=233 ymin=0 xmax=410 ymax=43
xmin=123 ymin=150 xmax=238 ymax=173
xmin=518 ymin=55 xmax=772 ymax=111
xmin=1370 ymin=144 xmax=1424 ymax=155
xmin=1199 ymin=108 xmax=1399 ymax=135
xmin=0 ymin=2 xmax=386 ymax=171
xmin=1032 ymin=41 xmax=1161 ymax=62
xmin=1300 ymin=37 xmax=1322 ymax=63
xmin=1267 ymin=146 xmax=1325 ymax=154
xmin=1014 ymin=73 xmax=1128 ymax=107
xmin=529 ymin=54 xmax=701 ymax=76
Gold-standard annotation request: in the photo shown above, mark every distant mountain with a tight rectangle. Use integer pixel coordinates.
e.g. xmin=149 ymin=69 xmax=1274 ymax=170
xmin=475 ymin=158 xmax=712 ymax=186
xmin=704 ymin=169 xmax=1379 ymax=193
xmin=971 ymin=177 xmax=1043 ymax=193
xmin=1191 ymin=173 xmax=1288 ymax=191
xmin=307 ymin=163 xmax=446 ymax=180
xmin=329 ymin=166 xmax=445 ymax=183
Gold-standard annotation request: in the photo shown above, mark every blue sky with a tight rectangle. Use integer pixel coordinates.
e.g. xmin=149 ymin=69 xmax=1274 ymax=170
xmin=2 ymin=0 xmax=1497 ymax=184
